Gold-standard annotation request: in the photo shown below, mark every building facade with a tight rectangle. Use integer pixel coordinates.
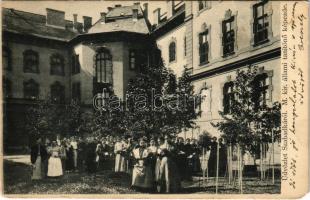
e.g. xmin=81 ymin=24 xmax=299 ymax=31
xmin=2 ymin=0 xmax=281 ymax=164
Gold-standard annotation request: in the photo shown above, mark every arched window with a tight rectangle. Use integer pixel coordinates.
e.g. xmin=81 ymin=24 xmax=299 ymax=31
xmin=24 ymin=79 xmax=39 ymax=100
xmin=51 ymin=81 xmax=65 ymax=103
xmin=3 ymin=77 xmax=12 ymax=98
xmin=23 ymin=50 xmax=39 ymax=73
xmin=3 ymin=46 xmax=11 ymax=71
xmin=169 ymin=41 xmax=176 ymax=62
xmin=50 ymin=53 xmax=65 ymax=76
xmin=223 ymin=82 xmax=234 ymax=114
xmin=94 ymin=48 xmax=112 ymax=84
xmin=199 ymin=30 xmax=209 ymax=64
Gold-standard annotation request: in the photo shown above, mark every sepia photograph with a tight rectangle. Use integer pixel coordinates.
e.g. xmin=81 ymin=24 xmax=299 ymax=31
xmin=2 ymin=0 xmax=299 ymax=196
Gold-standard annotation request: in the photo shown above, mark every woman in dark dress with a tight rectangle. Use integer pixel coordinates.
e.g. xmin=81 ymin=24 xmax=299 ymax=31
xmin=31 ymin=137 xmax=48 ymax=180
xmin=65 ymin=140 xmax=74 ymax=171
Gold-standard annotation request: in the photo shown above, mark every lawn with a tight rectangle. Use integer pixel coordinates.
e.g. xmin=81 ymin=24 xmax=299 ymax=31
xmin=3 ymin=159 xmax=280 ymax=194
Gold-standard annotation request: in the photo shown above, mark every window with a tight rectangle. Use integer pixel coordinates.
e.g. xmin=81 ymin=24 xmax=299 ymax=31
xmin=24 ymin=79 xmax=39 ymax=100
xmin=223 ymin=82 xmax=234 ymax=114
xmin=3 ymin=77 xmax=12 ymax=98
xmin=129 ymin=50 xmax=148 ymax=70
xmin=71 ymin=54 xmax=80 ymax=74
xmin=23 ymin=50 xmax=39 ymax=73
xmin=3 ymin=46 xmax=11 ymax=71
xmin=129 ymin=50 xmax=136 ymax=70
xmin=222 ymin=16 xmax=235 ymax=56
xmin=198 ymin=0 xmax=211 ymax=11
xmin=253 ymin=1 xmax=269 ymax=45
xmin=72 ymin=82 xmax=81 ymax=102
xmin=199 ymin=30 xmax=209 ymax=64
xmin=252 ymin=73 xmax=269 ymax=110
xmin=184 ymin=36 xmax=187 ymax=57
xmin=95 ymin=48 xmax=113 ymax=84
xmin=51 ymin=81 xmax=65 ymax=103
xmin=169 ymin=41 xmax=176 ymax=62
xmin=50 ymin=54 xmax=65 ymax=76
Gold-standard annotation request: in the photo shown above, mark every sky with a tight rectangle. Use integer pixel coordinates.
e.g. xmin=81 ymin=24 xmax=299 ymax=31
xmin=2 ymin=1 xmax=167 ymax=25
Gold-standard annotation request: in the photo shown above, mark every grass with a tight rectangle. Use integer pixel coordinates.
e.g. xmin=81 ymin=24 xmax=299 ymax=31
xmin=3 ymin=159 xmax=280 ymax=194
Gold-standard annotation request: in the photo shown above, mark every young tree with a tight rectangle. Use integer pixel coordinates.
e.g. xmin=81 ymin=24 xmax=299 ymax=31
xmin=212 ymin=65 xmax=281 ymax=190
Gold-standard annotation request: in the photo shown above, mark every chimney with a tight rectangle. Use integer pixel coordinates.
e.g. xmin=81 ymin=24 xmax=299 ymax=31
xmin=132 ymin=9 xmax=138 ymax=21
xmin=73 ymin=14 xmax=78 ymax=31
xmin=153 ymin=8 xmax=161 ymax=25
xmin=83 ymin=16 xmax=92 ymax=32
xmin=107 ymin=7 xmax=113 ymax=11
xmin=143 ymin=3 xmax=148 ymax=20
xmin=46 ymin=8 xmax=65 ymax=28
xmin=167 ymin=0 xmax=175 ymax=19
xmin=100 ymin=12 xmax=107 ymax=24
xmin=115 ymin=4 xmax=121 ymax=7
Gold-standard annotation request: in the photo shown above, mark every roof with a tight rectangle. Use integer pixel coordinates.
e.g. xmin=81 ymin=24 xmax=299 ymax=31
xmin=88 ymin=5 xmax=150 ymax=35
xmin=2 ymin=8 xmax=79 ymax=42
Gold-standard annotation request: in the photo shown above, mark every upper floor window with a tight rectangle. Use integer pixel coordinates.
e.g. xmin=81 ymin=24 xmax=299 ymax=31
xmin=253 ymin=1 xmax=269 ymax=45
xmin=222 ymin=16 xmax=235 ymax=56
xmin=169 ymin=41 xmax=176 ymax=62
xmin=72 ymin=82 xmax=81 ymax=102
xmin=3 ymin=46 xmax=11 ymax=71
xmin=199 ymin=30 xmax=209 ymax=64
xmin=198 ymin=0 xmax=211 ymax=11
xmin=51 ymin=81 xmax=65 ymax=104
xmin=23 ymin=50 xmax=39 ymax=73
xmin=24 ymin=79 xmax=39 ymax=100
xmin=95 ymin=48 xmax=112 ymax=84
xmin=252 ymin=73 xmax=269 ymax=110
xmin=223 ymin=82 xmax=234 ymax=114
xmin=50 ymin=53 xmax=65 ymax=76
xmin=3 ymin=77 xmax=12 ymax=98
xmin=71 ymin=54 xmax=80 ymax=75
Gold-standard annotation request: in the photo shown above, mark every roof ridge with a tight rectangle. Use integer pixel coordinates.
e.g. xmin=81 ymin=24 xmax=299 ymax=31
xmin=3 ymin=7 xmax=46 ymax=18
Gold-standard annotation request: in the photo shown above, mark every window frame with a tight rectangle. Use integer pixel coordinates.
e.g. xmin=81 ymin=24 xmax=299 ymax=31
xmin=23 ymin=50 xmax=39 ymax=73
xmin=71 ymin=54 xmax=80 ymax=75
xmin=94 ymin=48 xmax=113 ymax=84
xmin=51 ymin=81 xmax=65 ymax=104
xmin=223 ymin=82 xmax=234 ymax=114
xmin=24 ymin=79 xmax=39 ymax=100
xmin=169 ymin=41 xmax=176 ymax=63
xmin=253 ymin=1 xmax=269 ymax=46
xmin=199 ymin=30 xmax=209 ymax=65
xmin=50 ymin=53 xmax=65 ymax=76
xmin=222 ymin=16 xmax=235 ymax=57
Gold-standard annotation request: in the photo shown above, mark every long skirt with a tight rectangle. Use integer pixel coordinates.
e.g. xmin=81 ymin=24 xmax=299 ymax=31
xmin=155 ymin=156 xmax=181 ymax=193
xmin=47 ymin=157 xmax=63 ymax=177
xmin=73 ymin=150 xmax=78 ymax=169
xmin=132 ymin=165 xmax=153 ymax=188
xmin=32 ymin=156 xmax=44 ymax=180
xmin=115 ymin=154 xmax=126 ymax=172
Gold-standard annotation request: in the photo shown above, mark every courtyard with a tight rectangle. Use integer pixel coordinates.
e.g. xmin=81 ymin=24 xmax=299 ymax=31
xmin=4 ymin=155 xmax=280 ymax=195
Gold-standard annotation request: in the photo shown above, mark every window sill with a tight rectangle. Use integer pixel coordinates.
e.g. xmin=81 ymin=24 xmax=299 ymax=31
xmin=222 ymin=52 xmax=235 ymax=58
xmin=199 ymin=61 xmax=210 ymax=67
xmin=253 ymin=39 xmax=270 ymax=48
xmin=169 ymin=60 xmax=177 ymax=64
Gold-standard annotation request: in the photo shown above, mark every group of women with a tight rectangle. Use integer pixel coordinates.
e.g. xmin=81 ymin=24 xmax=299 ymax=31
xmin=30 ymin=134 xmax=203 ymax=193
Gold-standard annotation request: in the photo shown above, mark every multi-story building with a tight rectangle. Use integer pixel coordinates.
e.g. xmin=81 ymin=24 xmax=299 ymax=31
xmin=2 ymin=0 xmax=281 ymax=164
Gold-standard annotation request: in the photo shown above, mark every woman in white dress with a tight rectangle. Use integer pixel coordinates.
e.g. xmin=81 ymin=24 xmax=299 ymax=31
xmin=47 ymin=141 xmax=63 ymax=177
xmin=155 ymin=135 xmax=181 ymax=193
xmin=114 ymin=136 xmax=127 ymax=172
xmin=132 ymin=138 xmax=153 ymax=190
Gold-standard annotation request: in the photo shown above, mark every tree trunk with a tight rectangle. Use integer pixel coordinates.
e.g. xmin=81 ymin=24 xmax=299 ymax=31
xmin=272 ymin=129 xmax=275 ymax=184
xmin=216 ymin=141 xmax=219 ymax=194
